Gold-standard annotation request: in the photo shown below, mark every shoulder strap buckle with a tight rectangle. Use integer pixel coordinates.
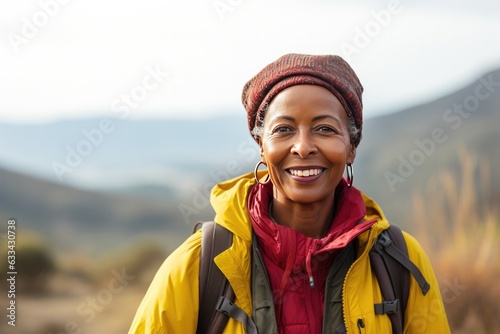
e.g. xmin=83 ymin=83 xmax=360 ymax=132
xmin=377 ymin=230 xmax=392 ymax=247
xmin=215 ymin=296 xmax=258 ymax=334
xmin=215 ymin=296 xmax=233 ymax=316
xmin=374 ymin=299 xmax=400 ymax=315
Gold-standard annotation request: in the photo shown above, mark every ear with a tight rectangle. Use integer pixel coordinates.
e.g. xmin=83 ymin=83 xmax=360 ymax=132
xmin=347 ymin=144 xmax=356 ymax=164
xmin=256 ymin=136 xmax=265 ymax=161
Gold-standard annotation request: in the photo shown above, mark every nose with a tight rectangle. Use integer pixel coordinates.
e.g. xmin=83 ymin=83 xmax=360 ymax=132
xmin=290 ymin=131 xmax=318 ymax=158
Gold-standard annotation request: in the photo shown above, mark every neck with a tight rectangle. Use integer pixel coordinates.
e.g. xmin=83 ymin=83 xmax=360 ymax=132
xmin=270 ymin=196 xmax=335 ymax=239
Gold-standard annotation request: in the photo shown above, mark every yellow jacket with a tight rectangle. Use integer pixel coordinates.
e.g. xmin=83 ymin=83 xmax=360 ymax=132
xmin=128 ymin=172 xmax=450 ymax=333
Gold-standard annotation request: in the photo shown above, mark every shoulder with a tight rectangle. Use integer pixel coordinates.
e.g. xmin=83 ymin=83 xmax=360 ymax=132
xmin=399 ymin=229 xmax=438 ymax=281
xmin=149 ymin=230 xmax=202 ymax=294
xmin=128 ymin=231 xmax=202 ymax=333
xmin=400 ymin=230 xmax=432 ymax=266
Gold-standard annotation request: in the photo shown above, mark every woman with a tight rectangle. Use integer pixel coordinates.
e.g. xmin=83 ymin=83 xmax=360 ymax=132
xmin=128 ymin=54 xmax=450 ymax=333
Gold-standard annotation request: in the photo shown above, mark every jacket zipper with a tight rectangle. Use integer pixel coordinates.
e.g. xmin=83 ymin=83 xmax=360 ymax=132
xmin=341 ymin=228 xmax=378 ymax=332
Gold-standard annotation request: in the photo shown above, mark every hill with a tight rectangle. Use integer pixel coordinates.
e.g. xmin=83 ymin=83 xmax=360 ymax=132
xmin=0 ymin=167 xmax=196 ymax=256
xmin=356 ymin=69 xmax=500 ymax=225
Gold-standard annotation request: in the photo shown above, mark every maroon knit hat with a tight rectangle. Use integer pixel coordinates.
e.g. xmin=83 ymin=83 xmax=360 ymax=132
xmin=242 ymin=53 xmax=364 ymax=147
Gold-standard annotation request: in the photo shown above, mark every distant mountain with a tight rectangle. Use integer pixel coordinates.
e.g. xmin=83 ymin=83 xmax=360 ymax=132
xmin=356 ymin=69 xmax=500 ymax=224
xmin=0 ymin=68 xmax=499 ymax=254
xmin=0 ymin=114 xmax=258 ymax=192
xmin=0 ymin=166 xmax=198 ymax=255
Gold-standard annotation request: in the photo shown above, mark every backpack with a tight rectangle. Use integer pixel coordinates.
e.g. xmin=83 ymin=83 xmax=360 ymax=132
xmin=194 ymin=221 xmax=430 ymax=334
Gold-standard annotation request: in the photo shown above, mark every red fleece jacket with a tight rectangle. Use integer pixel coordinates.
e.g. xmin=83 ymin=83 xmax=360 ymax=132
xmin=248 ymin=180 xmax=375 ymax=334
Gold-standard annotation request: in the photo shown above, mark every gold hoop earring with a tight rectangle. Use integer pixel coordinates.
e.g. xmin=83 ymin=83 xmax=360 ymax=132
xmin=346 ymin=163 xmax=354 ymax=187
xmin=254 ymin=161 xmax=270 ymax=185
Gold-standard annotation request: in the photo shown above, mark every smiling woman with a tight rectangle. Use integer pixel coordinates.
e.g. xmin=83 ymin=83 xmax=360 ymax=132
xmin=128 ymin=53 xmax=451 ymax=334
xmin=257 ymin=85 xmax=355 ymax=238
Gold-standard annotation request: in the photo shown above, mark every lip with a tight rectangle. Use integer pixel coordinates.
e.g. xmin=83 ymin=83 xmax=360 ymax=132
xmin=286 ymin=166 xmax=326 ymax=183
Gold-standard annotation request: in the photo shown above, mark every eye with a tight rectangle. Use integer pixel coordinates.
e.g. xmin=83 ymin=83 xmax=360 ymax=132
xmin=272 ymin=125 xmax=294 ymax=134
xmin=316 ymin=125 xmax=337 ymax=133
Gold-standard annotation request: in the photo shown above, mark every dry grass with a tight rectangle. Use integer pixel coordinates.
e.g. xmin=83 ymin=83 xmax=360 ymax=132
xmin=0 ymin=285 xmax=147 ymax=334
xmin=411 ymin=146 xmax=500 ymax=333
xmin=0 ymin=240 xmax=163 ymax=334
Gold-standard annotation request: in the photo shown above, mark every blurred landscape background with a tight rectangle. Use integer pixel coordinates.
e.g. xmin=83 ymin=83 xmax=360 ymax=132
xmin=1 ymin=67 xmax=499 ymax=333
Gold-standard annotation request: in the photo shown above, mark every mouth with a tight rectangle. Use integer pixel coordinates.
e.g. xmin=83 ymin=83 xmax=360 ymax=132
xmin=287 ymin=168 xmax=324 ymax=177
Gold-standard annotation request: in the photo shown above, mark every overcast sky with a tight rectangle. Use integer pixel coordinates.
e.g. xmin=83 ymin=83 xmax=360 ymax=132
xmin=1 ymin=0 xmax=500 ymax=124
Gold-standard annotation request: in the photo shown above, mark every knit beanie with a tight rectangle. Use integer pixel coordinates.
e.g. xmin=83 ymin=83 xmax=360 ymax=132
xmin=242 ymin=53 xmax=364 ymax=147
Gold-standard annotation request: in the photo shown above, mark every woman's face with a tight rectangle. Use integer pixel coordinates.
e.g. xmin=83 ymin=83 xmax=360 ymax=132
xmin=259 ymin=84 xmax=356 ymax=205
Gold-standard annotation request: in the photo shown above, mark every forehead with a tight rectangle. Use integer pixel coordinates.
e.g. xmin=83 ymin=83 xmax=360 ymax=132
xmin=265 ymin=85 xmax=347 ymax=121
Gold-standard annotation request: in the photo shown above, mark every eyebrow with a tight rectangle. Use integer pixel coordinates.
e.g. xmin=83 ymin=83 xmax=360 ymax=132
xmin=273 ymin=114 xmax=342 ymax=124
xmin=311 ymin=115 xmax=342 ymax=124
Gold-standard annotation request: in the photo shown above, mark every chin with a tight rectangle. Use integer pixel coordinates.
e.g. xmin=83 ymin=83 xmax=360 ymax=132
xmin=284 ymin=189 xmax=334 ymax=205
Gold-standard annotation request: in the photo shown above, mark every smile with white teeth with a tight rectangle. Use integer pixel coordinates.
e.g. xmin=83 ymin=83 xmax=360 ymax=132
xmin=288 ymin=168 xmax=323 ymax=177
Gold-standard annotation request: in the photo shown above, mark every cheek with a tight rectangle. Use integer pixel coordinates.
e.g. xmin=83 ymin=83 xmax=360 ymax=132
xmin=263 ymin=151 xmax=284 ymax=173
xmin=261 ymin=138 xmax=285 ymax=163
xmin=327 ymin=139 xmax=352 ymax=160
xmin=261 ymin=142 xmax=288 ymax=178
xmin=329 ymin=146 xmax=349 ymax=160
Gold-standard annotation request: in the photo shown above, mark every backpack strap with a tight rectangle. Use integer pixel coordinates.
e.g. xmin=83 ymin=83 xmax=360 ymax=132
xmin=196 ymin=221 xmax=257 ymax=334
xmin=369 ymin=225 xmax=430 ymax=334
xmin=378 ymin=227 xmax=431 ymax=295
xmin=197 ymin=221 xmax=233 ymax=334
